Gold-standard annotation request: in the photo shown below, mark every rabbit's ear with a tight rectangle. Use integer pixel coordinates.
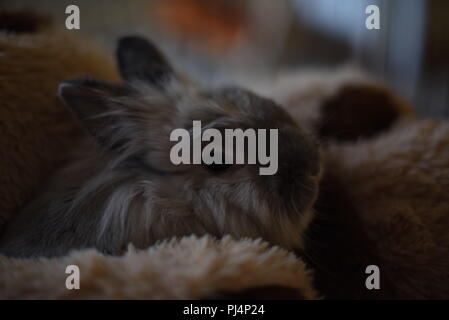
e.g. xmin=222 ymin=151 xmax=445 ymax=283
xmin=116 ymin=36 xmax=174 ymax=90
xmin=58 ymin=77 xmax=137 ymax=152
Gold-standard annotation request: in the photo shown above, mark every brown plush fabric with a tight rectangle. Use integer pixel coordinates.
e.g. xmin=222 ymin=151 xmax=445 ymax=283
xmin=242 ymin=69 xmax=448 ymax=299
xmin=312 ymin=119 xmax=449 ymax=299
xmin=317 ymin=84 xmax=413 ymax=141
xmin=248 ymin=67 xmax=415 ymax=139
xmin=0 ymin=29 xmax=119 ymax=226
xmin=0 ymin=236 xmax=316 ymax=299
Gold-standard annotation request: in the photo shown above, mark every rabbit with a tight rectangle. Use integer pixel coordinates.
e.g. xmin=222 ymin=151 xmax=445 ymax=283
xmin=0 ymin=36 xmax=322 ymax=258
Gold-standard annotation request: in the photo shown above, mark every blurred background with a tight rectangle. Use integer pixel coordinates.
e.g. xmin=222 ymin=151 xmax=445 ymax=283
xmin=2 ymin=0 xmax=448 ymax=117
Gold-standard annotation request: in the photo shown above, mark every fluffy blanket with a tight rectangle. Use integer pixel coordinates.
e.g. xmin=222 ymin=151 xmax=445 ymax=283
xmin=0 ymin=23 xmax=448 ymax=299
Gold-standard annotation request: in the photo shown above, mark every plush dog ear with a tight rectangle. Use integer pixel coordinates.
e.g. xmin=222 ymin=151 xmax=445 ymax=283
xmin=58 ymin=77 xmax=137 ymax=152
xmin=116 ymin=36 xmax=174 ymax=90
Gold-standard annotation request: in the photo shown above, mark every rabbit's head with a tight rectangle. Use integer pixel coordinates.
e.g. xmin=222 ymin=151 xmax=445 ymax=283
xmin=59 ymin=36 xmax=322 ymax=250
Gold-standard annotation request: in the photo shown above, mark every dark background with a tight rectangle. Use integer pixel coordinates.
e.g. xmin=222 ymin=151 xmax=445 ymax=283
xmin=2 ymin=0 xmax=448 ymax=118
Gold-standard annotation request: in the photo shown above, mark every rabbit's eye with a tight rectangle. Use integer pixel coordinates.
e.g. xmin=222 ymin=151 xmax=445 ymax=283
xmin=203 ymin=163 xmax=233 ymax=173
xmin=200 ymin=148 xmax=232 ymax=173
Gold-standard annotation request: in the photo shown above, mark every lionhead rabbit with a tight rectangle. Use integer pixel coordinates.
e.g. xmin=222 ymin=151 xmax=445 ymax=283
xmin=0 ymin=36 xmax=321 ymax=258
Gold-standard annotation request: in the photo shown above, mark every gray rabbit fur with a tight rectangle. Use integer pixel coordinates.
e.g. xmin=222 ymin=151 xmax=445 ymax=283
xmin=0 ymin=36 xmax=321 ymax=258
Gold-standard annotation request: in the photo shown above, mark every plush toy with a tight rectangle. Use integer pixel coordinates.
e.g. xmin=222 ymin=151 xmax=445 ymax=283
xmin=250 ymin=69 xmax=449 ymax=299
xmin=0 ymin=10 xmax=448 ymax=299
